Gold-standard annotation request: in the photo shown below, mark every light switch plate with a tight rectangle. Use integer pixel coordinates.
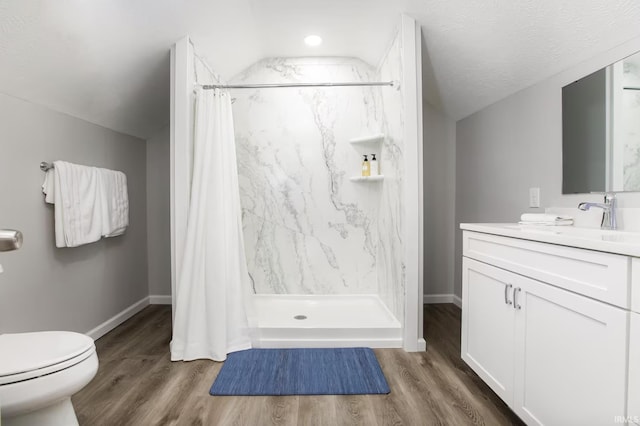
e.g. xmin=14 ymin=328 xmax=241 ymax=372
xmin=529 ymin=187 xmax=540 ymax=208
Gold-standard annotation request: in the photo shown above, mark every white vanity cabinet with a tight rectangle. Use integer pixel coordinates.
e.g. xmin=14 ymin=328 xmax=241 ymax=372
xmin=630 ymin=279 xmax=640 ymax=426
xmin=462 ymin=258 xmax=516 ymax=405
xmin=461 ymin=227 xmax=635 ymax=426
xmin=630 ymin=313 xmax=640 ymax=426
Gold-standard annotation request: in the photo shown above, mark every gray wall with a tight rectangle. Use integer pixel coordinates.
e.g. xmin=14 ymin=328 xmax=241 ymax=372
xmin=423 ymin=102 xmax=456 ymax=297
xmin=146 ymin=125 xmax=171 ymax=296
xmin=455 ymin=36 xmax=640 ymax=298
xmin=0 ymin=92 xmax=148 ymax=334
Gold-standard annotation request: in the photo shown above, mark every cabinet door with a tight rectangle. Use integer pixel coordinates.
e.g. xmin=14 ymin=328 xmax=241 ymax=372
xmin=462 ymin=257 xmax=516 ymax=405
xmin=513 ymin=275 xmax=628 ymax=426
xmin=629 ymin=312 xmax=640 ymax=425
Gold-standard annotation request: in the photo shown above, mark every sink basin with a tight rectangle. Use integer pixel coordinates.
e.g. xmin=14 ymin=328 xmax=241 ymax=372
xmin=500 ymin=224 xmax=640 ymax=241
xmin=461 ymin=222 xmax=640 ymax=257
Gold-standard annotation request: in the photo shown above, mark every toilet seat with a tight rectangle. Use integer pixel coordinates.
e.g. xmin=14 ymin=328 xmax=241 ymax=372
xmin=0 ymin=331 xmax=96 ymax=386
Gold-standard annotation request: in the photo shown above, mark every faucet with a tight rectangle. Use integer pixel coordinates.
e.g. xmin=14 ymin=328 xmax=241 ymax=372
xmin=578 ymin=193 xmax=617 ymax=230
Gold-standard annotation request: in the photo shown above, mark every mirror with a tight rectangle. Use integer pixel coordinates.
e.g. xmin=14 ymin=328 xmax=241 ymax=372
xmin=562 ymin=51 xmax=640 ymax=193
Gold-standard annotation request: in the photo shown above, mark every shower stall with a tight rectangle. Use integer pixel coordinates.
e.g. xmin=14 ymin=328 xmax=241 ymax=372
xmin=170 ymin=16 xmax=424 ymax=351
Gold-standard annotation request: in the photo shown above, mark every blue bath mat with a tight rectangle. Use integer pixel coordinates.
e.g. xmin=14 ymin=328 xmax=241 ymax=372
xmin=210 ymin=347 xmax=390 ymax=396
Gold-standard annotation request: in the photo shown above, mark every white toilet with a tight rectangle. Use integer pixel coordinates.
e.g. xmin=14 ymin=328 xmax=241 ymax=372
xmin=0 ymin=331 xmax=98 ymax=426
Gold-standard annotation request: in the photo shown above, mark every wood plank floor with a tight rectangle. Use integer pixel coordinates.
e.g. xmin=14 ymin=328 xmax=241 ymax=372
xmin=73 ymin=304 xmax=524 ymax=425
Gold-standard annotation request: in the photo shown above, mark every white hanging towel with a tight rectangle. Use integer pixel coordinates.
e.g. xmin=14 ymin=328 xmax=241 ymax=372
xmin=99 ymin=168 xmax=129 ymax=237
xmin=42 ymin=161 xmax=129 ymax=247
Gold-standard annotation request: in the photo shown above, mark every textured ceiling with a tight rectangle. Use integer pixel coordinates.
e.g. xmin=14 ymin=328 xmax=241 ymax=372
xmin=410 ymin=0 xmax=640 ymax=118
xmin=1 ymin=1 xmax=640 ymax=139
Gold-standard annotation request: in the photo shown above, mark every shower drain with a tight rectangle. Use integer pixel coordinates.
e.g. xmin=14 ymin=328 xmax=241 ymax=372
xmin=293 ymin=315 xmax=307 ymax=320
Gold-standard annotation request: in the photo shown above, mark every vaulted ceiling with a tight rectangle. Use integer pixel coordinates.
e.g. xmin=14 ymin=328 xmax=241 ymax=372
xmin=1 ymin=1 xmax=640 ymax=139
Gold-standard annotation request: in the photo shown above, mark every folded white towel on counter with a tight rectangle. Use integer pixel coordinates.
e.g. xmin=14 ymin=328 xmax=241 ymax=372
xmin=42 ymin=161 xmax=129 ymax=247
xmin=519 ymin=213 xmax=574 ymax=226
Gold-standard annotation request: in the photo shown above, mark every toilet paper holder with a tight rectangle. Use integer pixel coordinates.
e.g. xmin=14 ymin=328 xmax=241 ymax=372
xmin=0 ymin=229 xmax=23 ymax=252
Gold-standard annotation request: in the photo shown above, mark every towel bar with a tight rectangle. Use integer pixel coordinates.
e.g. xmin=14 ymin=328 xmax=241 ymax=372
xmin=40 ymin=162 xmax=54 ymax=171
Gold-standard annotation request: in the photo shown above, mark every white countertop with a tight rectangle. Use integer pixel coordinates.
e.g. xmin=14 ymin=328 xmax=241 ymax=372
xmin=461 ymin=223 xmax=640 ymax=257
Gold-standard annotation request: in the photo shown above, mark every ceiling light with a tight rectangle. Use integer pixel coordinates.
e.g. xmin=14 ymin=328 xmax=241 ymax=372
xmin=304 ymin=35 xmax=322 ymax=47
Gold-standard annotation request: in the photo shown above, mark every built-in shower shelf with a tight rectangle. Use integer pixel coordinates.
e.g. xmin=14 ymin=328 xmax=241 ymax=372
xmin=350 ymin=175 xmax=385 ymax=182
xmin=349 ymin=134 xmax=385 ymax=146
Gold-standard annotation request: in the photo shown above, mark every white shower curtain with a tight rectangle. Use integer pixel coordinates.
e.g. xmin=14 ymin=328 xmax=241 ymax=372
xmin=171 ymin=87 xmax=253 ymax=362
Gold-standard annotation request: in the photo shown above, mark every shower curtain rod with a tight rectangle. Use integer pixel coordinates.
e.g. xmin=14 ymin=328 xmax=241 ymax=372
xmin=200 ymin=81 xmax=395 ymax=90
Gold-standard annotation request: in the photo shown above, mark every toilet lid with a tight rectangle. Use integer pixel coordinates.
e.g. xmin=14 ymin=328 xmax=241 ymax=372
xmin=0 ymin=331 xmax=95 ymax=384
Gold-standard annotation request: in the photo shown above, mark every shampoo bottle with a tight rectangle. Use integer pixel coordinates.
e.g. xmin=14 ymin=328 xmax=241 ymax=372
xmin=370 ymin=153 xmax=379 ymax=176
xmin=362 ymin=155 xmax=370 ymax=177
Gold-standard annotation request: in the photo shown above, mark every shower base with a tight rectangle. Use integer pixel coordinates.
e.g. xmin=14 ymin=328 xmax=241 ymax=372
xmin=253 ymin=294 xmax=402 ymax=348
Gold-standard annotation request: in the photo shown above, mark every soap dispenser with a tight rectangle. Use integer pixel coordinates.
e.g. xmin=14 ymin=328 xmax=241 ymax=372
xmin=361 ymin=155 xmax=370 ymax=177
xmin=370 ymin=154 xmax=379 ymax=176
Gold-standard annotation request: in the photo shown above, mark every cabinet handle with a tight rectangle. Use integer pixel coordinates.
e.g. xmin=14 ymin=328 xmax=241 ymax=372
xmin=513 ymin=287 xmax=522 ymax=310
xmin=504 ymin=284 xmax=513 ymax=305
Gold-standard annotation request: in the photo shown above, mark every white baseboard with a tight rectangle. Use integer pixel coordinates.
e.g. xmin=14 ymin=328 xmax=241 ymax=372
xmin=86 ymin=297 xmax=150 ymax=340
xmin=149 ymin=295 xmax=172 ymax=305
xmin=452 ymin=295 xmax=462 ymax=308
xmin=424 ymin=293 xmax=462 ymax=308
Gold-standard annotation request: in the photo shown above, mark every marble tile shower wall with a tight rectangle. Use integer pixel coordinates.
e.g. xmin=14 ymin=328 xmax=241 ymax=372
xmin=375 ymin=32 xmax=404 ymax=324
xmin=232 ymin=50 xmax=404 ymax=323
